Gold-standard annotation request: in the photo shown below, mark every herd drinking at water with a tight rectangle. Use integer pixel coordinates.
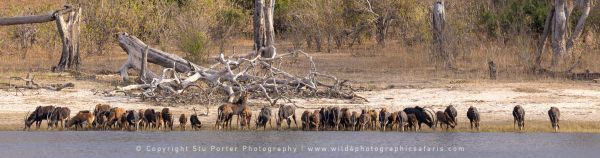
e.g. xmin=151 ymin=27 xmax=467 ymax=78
xmin=23 ymin=93 xmax=562 ymax=132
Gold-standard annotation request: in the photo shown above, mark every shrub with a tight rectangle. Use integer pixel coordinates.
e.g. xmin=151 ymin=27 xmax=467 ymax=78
xmin=179 ymin=30 xmax=210 ymax=64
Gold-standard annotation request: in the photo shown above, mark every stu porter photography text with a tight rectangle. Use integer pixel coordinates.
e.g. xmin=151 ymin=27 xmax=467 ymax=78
xmin=136 ymin=144 xmax=465 ymax=154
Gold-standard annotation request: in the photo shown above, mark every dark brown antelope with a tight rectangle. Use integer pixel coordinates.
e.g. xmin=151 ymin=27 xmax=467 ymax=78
xmin=124 ymin=110 xmax=141 ymax=131
xmin=445 ymin=105 xmax=458 ymax=126
xmin=256 ymin=107 xmax=272 ymax=130
xmin=301 ymin=110 xmax=311 ymax=131
xmin=93 ymin=104 xmax=111 ymax=128
xmin=513 ymin=105 xmax=525 ymax=131
xmin=467 ymin=106 xmax=480 ymax=130
xmin=48 ymin=107 xmax=70 ymax=129
xmin=548 ymin=107 xmax=560 ymax=132
xmin=24 ymin=105 xmax=55 ymax=130
xmin=144 ymin=109 xmax=157 ymax=130
xmin=436 ymin=111 xmax=454 ymax=130
xmin=379 ymin=108 xmax=391 ymax=131
xmin=406 ymin=114 xmax=418 ymax=131
xmin=179 ymin=114 xmax=187 ymax=131
xmin=162 ymin=108 xmax=174 ymax=130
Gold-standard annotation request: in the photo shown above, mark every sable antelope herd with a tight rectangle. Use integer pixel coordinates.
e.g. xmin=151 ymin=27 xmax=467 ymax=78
xmin=22 ymin=95 xmax=563 ymax=132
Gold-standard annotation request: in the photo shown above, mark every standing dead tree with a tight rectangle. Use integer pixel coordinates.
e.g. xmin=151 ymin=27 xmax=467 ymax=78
xmin=431 ymin=0 xmax=453 ymax=69
xmin=0 ymin=5 xmax=82 ymax=72
xmin=534 ymin=0 xmax=592 ymax=73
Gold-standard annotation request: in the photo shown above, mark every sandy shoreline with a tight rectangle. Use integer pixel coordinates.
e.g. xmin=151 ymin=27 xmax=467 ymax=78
xmin=1 ymin=79 xmax=600 ymax=132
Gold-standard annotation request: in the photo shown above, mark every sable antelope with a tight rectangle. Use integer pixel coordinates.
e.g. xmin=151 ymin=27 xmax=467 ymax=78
xmin=309 ymin=110 xmax=321 ymax=131
xmin=301 ymin=111 xmax=311 ymax=131
xmin=436 ymin=111 xmax=455 ymax=130
xmin=124 ymin=110 xmax=141 ymax=131
xmin=65 ymin=111 xmax=95 ymax=130
xmin=144 ymin=109 xmax=157 ymax=129
xmin=276 ymin=104 xmax=298 ymax=130
xmin=24 ymin=105 xmax=55 ymax=130
xmin=94 ymin=111 xmax=109 ymax=130
xmin=239 ymin=107 xmax=252 ymax=130
xmin=403 ymin=106 xmax=436 ymax=130
xmin=190 ymin=114 xmax=202 ymax=130
xmin=406 ymin=114 xmax=418 ymax=131
xmin=319 ymin=107 xmax=330 ymax=129
xmin=513 ymin=105 xmax=525 ymax=130
xmin=256 ymin=107 xmax=272 ymax=130
xmin=218 ymin=93 xmax=249 ymax=127
xmin=162 ymin=108 xmax=174 ymax=130
xmin=190 ymin=107 xmax=203 ymax=130
xmin=396 ymin=111 xmax=408 ymax=132
xmin=107 ymin=107 xmax=126 ymax=129
xmin=138 ymin=109 xmax=146 ymax=129
xmin=367 ymin=109 xmax=378 ymax=130
xmin=467 ymin=106 xmax=480 ymax=130
xmin=350 ymin=111 xmax=358 ymax=131
xmin=93 ymin=104 xmax=111 ymax=127
xmin=156 ymin=111 xmax=164 ymax=130
xmin=328 ymin=107 xmax=341 ymax=130
xmin=357 ymin=110 xmax=371 ymax=131
xmin=216 ymin=105 xmax=234 ymax=130
xmin=445 ymin=105 xmax=458 ymax=126
xmin=340 ymin=108 xmax=352 ymax=130
xmin=548 ymin=107 xmax=560 ymax=132
xmin=48 ymin=107 xmax=70 ymax=129
xmin=179 ymin=114 xmax=187 ymax=131
xmin=386 ymin=111 xmax=398 ymax=131
xmin=379 ymin=108 xmax=391 ymax=131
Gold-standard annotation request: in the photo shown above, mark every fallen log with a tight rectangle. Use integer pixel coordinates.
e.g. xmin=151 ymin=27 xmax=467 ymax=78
xmin=115 ymin=33 xmax=362 ymax=103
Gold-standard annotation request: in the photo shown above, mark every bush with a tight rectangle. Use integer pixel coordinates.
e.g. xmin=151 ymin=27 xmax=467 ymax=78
xmin=478 ymin=0 xmax=550 ymax=38
xmin=179 ymin=30 xmax=210 ymax=64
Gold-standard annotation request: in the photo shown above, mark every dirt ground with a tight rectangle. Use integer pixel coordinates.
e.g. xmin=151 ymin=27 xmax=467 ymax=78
xmin=1 ymin=53 xmax=600 ymax=132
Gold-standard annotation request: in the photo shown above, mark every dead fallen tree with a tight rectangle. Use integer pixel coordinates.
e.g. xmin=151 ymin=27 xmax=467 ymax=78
xmin=114 ymin=33 xmax=364 ymax=104
xmin=1 ymin=73 xmax=75 ymax=91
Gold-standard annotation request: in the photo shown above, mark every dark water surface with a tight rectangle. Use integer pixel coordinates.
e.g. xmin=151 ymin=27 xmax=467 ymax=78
xmin=0 ymin=131 xmax=598 ymax=158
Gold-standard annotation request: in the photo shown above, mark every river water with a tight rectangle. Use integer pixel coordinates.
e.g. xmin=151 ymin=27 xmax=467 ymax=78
xmin=0 ymin=131 xmax=598 ymax=158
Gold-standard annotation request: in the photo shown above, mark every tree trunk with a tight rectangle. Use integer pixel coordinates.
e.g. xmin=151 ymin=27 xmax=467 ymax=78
xmin=261 ymin=0 xmax=276 ymax=58
xmin=551 ymin=0 xmax=567 ymax=68
xmin=0 ymin=6 xmax=80 ymax=72
xmin=534 ymin=8 xmax=554 ymax=70
xmin=253 ymin=0 xmax=265 ymax=52
xmin=432 ymin=1 xmax=452 ymax=69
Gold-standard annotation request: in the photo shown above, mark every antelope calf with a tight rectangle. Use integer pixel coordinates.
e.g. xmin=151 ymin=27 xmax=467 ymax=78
xmin=309 ymin=110 xmax=321 ymax=131
xmin=239 ymin=107 xmax=252 ymax=130
xmin=179 ymin=114 xmax=187 ymax=131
